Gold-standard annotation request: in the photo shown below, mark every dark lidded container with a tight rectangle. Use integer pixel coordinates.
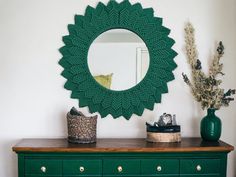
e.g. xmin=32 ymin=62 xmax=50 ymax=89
xmin=146 ymin=123 xmax=181 ymax=142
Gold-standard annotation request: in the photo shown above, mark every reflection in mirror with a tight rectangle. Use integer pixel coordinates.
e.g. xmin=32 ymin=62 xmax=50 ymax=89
xmin=88 ymin=29 xmax=150 ymax=91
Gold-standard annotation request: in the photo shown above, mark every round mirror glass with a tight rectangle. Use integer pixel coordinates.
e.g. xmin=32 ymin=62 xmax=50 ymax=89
xmin=88 ymin=29 xmax=150 ymax=91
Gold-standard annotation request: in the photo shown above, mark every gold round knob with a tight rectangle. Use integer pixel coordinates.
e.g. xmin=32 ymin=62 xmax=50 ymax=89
xmin=40 ymin=166 xmax=46 ymax=173
xmin=196 ymin=165 xmax=202 ymax=171
xmin=157 ymin=166 xmax=162 ymax=172
xmin=117 ymin=166 xmax=123 ymax=172
xmin=80 ymin=166 xmax=85 ymax=172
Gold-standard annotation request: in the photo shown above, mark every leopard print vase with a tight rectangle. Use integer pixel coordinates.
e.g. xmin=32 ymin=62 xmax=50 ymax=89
xmin=67 ymin=113 xmax=97 ymax=144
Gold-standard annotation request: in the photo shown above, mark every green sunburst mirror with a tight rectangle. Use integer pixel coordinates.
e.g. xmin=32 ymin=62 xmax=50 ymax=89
xmin=59 ymin=0 xmax=177 ymax=119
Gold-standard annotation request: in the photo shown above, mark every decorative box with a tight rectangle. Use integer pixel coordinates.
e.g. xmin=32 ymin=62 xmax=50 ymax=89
xmin=146 ymin=124 xmax=181 ymax=143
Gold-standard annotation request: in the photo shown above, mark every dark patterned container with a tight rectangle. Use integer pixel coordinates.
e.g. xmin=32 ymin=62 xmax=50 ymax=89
xmin=67 ymin=112 xmax=97 ymax=144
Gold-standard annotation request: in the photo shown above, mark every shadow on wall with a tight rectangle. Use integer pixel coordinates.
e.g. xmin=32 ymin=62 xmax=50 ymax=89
xmin=234 ymin=149 xmax=236 ymax=175
xmin=60 ymin=111 xmax=68 ymax=137
xmin=2 ymin=139 xmax=18 ymax=177
xmin=190 ymin=116 xmax=200 ymax=136
xmin=134 ymin=111 xmax=155 ymax=138
xmin=190 ymin=102 xmax=205 ymax=137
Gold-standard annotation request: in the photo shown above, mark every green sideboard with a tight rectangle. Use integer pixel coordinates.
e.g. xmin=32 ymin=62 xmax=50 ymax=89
xmin=13 ymin=138 xmax=234 ymax=177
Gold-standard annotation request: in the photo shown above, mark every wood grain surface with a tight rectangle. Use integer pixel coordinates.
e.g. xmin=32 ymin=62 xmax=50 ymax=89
xmin=12 ymin=138 xmax=234 ymax=153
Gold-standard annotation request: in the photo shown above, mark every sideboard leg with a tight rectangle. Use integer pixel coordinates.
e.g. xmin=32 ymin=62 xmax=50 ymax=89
xmin=18 ymin=153 xmax=24 ymax=177
xmin=221 ymin=154 xmax=227 ymax=177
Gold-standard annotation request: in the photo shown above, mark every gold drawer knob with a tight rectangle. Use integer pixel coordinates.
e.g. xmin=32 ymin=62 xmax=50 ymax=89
xmin=40 ymin=166 xmax=46 ymax=173
xmin=157 ymin=165 xmax=162 ymax=172
xmin=196 ymin=165 xmax=202 ymax=171
xmin=80 ymin=166 xmax=85 ymax=172
xmin=117 ymin=166 xmax=123 ymax=172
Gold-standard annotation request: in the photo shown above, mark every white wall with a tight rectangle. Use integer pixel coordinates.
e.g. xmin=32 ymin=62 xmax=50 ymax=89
xmin=0 ymin=0 xmax=235 ymax=177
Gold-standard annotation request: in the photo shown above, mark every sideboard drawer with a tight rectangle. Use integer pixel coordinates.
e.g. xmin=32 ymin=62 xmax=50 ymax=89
xmin=103 ymin=159 xmax=140 ymax=175
xmin=180 ymin=159 xmax=220 ymax=175
xmin=141 ymin=159 xmax=179 ymax=175
xmin=25 ymin=159 xmax=62 ymax=176
xmin=63 ymin=160 xmax=102 ymax=175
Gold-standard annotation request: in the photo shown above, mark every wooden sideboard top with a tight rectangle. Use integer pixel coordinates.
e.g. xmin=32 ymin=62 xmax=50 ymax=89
xmin=12 ymin=138 xmax=234 ymax=153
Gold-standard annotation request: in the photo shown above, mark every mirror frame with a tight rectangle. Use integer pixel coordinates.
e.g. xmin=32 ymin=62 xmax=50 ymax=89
xmin=59 ymin=0 xmax=177 ymax=119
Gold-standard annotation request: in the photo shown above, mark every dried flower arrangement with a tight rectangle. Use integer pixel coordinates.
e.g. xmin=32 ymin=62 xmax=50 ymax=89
xmin=182 ymin=22 xmax=235 ymax=110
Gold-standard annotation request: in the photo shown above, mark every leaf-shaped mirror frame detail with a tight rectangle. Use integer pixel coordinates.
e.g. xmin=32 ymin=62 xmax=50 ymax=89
xmin=59 ymin=0 xmax=177 ymax=119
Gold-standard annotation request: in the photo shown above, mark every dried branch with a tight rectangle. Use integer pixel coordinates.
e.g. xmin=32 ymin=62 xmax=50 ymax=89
xmin=183 ymin=22 xmax=235 ymax=110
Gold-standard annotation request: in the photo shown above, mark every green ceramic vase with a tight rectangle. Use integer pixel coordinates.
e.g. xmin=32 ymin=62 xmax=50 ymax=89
xmin=200 ymin=108 xmax=222 ymax=141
